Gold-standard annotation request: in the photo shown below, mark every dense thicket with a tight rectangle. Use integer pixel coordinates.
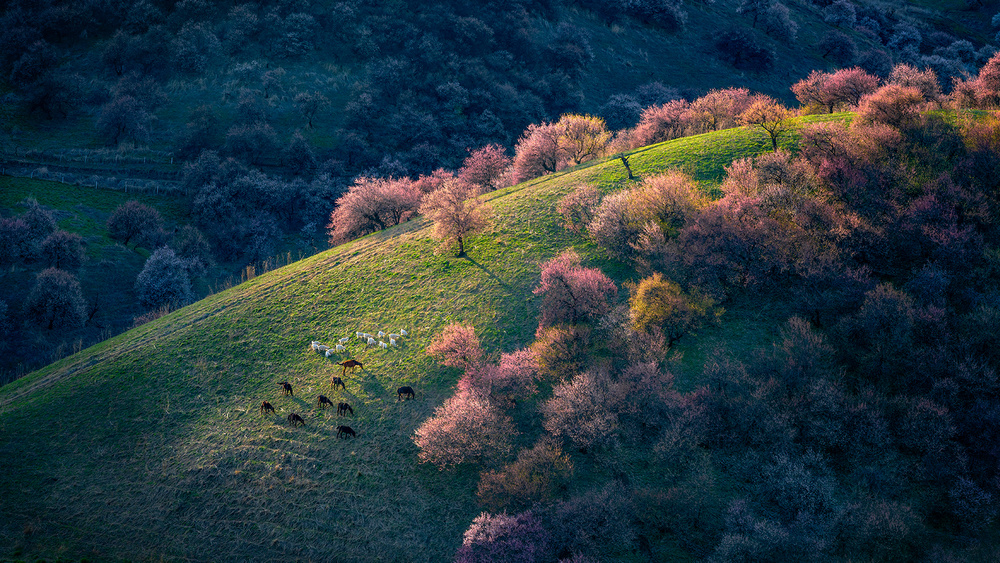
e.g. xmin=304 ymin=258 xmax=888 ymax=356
xmin=418 ymin=79 xmax=1000 ymax=559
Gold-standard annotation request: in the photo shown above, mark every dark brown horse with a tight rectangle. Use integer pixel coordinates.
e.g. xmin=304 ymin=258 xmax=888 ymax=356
xmin=260 ymin=400 xmax=275 ymax=415
xmin=336 ymin=425 xmax=356 ymax=438
xmin=331 ymin=376 xmax=346 ymax=390
xmin=317 ymin=395 xmax=334 ymax=409
xmin=337 ymin=402 xmax=353 ymax=416
xmin=397 ymin=386 xmax=415 ymax=401
xmin=287 ymin=413 xmax=305 ymax=427
xmin=278 ymin=381 xmax=293 ymax=396
xmin=337 ymin=359 xmax=363 ymax=377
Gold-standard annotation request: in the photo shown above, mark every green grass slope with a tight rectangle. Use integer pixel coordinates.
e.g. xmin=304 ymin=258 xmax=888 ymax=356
xmin=0 ymin=120 xmax=825 ymax=562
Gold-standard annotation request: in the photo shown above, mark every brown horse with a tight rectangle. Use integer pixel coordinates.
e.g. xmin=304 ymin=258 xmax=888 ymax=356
xmin=260 ymin=400 xmax=275 ymax=415
xmin=331 ymin=376 xmax=346 ymax=390
xmin=287 ymin=413 xmax=305 ymax=427
xmin=337 ymin=359 xmax=363 ymax=377
xmin=397 ymin=386 xmax=415 ymax=401
xmin=278 ymin=381 xmax=293 ymax=396
xmin=336 ymin=425 xmax=356 ymax=438
xmin=337 ymin=402 xmax=353 ymax=416
xmin=317 ymin=395 xmax=334 ymax=409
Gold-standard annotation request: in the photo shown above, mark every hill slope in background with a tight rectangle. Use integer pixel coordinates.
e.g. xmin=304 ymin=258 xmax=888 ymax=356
xmin=1 ymin=0 xmax=996 ymax=382
xmin=0 ymin=120 xmax=796 ymax=561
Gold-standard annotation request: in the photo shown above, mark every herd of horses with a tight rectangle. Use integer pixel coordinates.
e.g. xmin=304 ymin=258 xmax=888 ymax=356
xmin=259 ymin=357 xmax=416 ymax=440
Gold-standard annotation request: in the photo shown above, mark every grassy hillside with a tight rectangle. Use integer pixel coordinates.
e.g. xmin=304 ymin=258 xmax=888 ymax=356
xmin=0 ymin=118 xmax=821 ymax=561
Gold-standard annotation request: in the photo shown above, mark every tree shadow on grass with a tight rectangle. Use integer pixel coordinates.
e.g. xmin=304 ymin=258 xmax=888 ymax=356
xmin=357 ymin=369 xmax=390 ymax=401
xmin=463 ymin=255 xmax=514 ymax=292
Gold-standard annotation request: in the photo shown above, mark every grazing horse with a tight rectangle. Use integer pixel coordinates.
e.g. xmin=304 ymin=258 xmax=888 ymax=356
xmin=260 ymin=400 xmax=275 ymax=415
xmin=397 ymin=386 xmax=415 ymax=401
xmin=317 ymin=395 xmax=334 ymax=409
xmin=337 ymin=402 xmax=353 ymax=416
xmin=331 ymin=376 xmax=346 ymax=390
xmin=287 ymin=413 xmax=305 ymax=427
xmin=337 ymin=359 xmax=363 ymax=377
xmin=279 ymin=381 xmax=293 ymax=396
xmin=336 ymin=425 xmax=356 ymax=438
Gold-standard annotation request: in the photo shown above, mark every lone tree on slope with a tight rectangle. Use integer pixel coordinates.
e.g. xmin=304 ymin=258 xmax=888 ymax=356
xmin=739 ymin=94 xmax=792 ymax=151
xmin=419 ymin=179 xmax=492 ymax=257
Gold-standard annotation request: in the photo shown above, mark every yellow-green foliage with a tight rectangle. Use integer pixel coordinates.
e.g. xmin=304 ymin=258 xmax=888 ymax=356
xmin=629 ymin=272 xmax=721 ymax=346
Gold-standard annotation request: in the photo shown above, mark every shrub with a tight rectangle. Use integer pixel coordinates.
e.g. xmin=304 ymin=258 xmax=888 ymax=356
xmin=224 ymin=122 xmax=280 ymax=166
xmin=426 ymin=323 xmax=483 ymax=369
xmin=631 ymin=171 xmax=707 ymax=236
xmin=413 ymin=388 xmax=517 ymax=469
xmin=135 ymin=247 xmax=194 ymax=310
xmin=40 ymin=230 xmax=85 ymax=270
xmin=96 ymin=95 xmax=151 ymax=146
xmin=761 ymin=2 xmax=798 ymax=41
xmin=556 ymin=114 xmax=611 ymax=165
xmin=465 ymin=348 xmax=540 ymax=400
xmin=25 ymin=268 xmax=86 ymax=330
xmin=598 ymin=93 xmax=643 ymax=130
xmin=21 ymin=197 xmax=57 ymax=245
xmin=534 ymin=251 xmax=616 ymax=329
xmin=817 ymin=30 xmax=856 ymax=66
xmin=171 ymin=21 xmax=221 ymax=73
xmin=512 ymin=122 xmax=565 ymax=183
xmin=856 ymin=84 xmax=924 ymax=130
xmin=629 ymin=272 xmax=720 ymax=347
xmin=107 ymin=200 xmax=163 ymax=249
xmin=948 ymin=476 xmax=997 ymax=534
xmin=887 ymin=63 xmax=942 ymax=103
xmin=587 ymin=190 xmax=638 ymax=261
xmin=837 ymin=498 xmax=920 ymax=560
xmin=0 ymin=217 xmax=31 ymax=266
xmin=688 ymin=87 xmax=753 ymax=133
xmin=557 ymin=184 xmax=602 ymax=233
xmin=840 ymin=283 xmax=916 ymax=391
xmin=823 ymin=0 xmax=856 ymax=27
xmin=532 ymin=324 xmax=590 ymax=382
xmin=327 ymin=176 xmax=421 ymax=244
xmin=631 ymin=99 xmax=692 ymax=147
xmin=541 ymin=370 xmax=619 ymax=451
xmin=547 ymin=482 xmax=636 ymax=557
xmin=283 ymin=130 xmax=316 ymax=176
xmin=459 ymin=144 xmax=513 ymax=192
xmin=715 ymin=28 xmax=773 ymax=72
xmin=171 ymin=225 xmax=213 ymax=278
xmin=175 ymin=105 xmax=221 ymax=160
xmin=477 ymin=437 xmax=573 ymax=510
xmin=588 ymin=171 xmax=705 ymax=265
xmin=455 ymin=510 xmax=550 ymax=563
xmin=629 ymin=0 xmax=687 ymax=31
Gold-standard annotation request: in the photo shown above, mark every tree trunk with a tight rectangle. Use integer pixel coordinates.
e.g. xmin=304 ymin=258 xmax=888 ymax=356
xmin=619 ymin=155 xmax=635 ymax=180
